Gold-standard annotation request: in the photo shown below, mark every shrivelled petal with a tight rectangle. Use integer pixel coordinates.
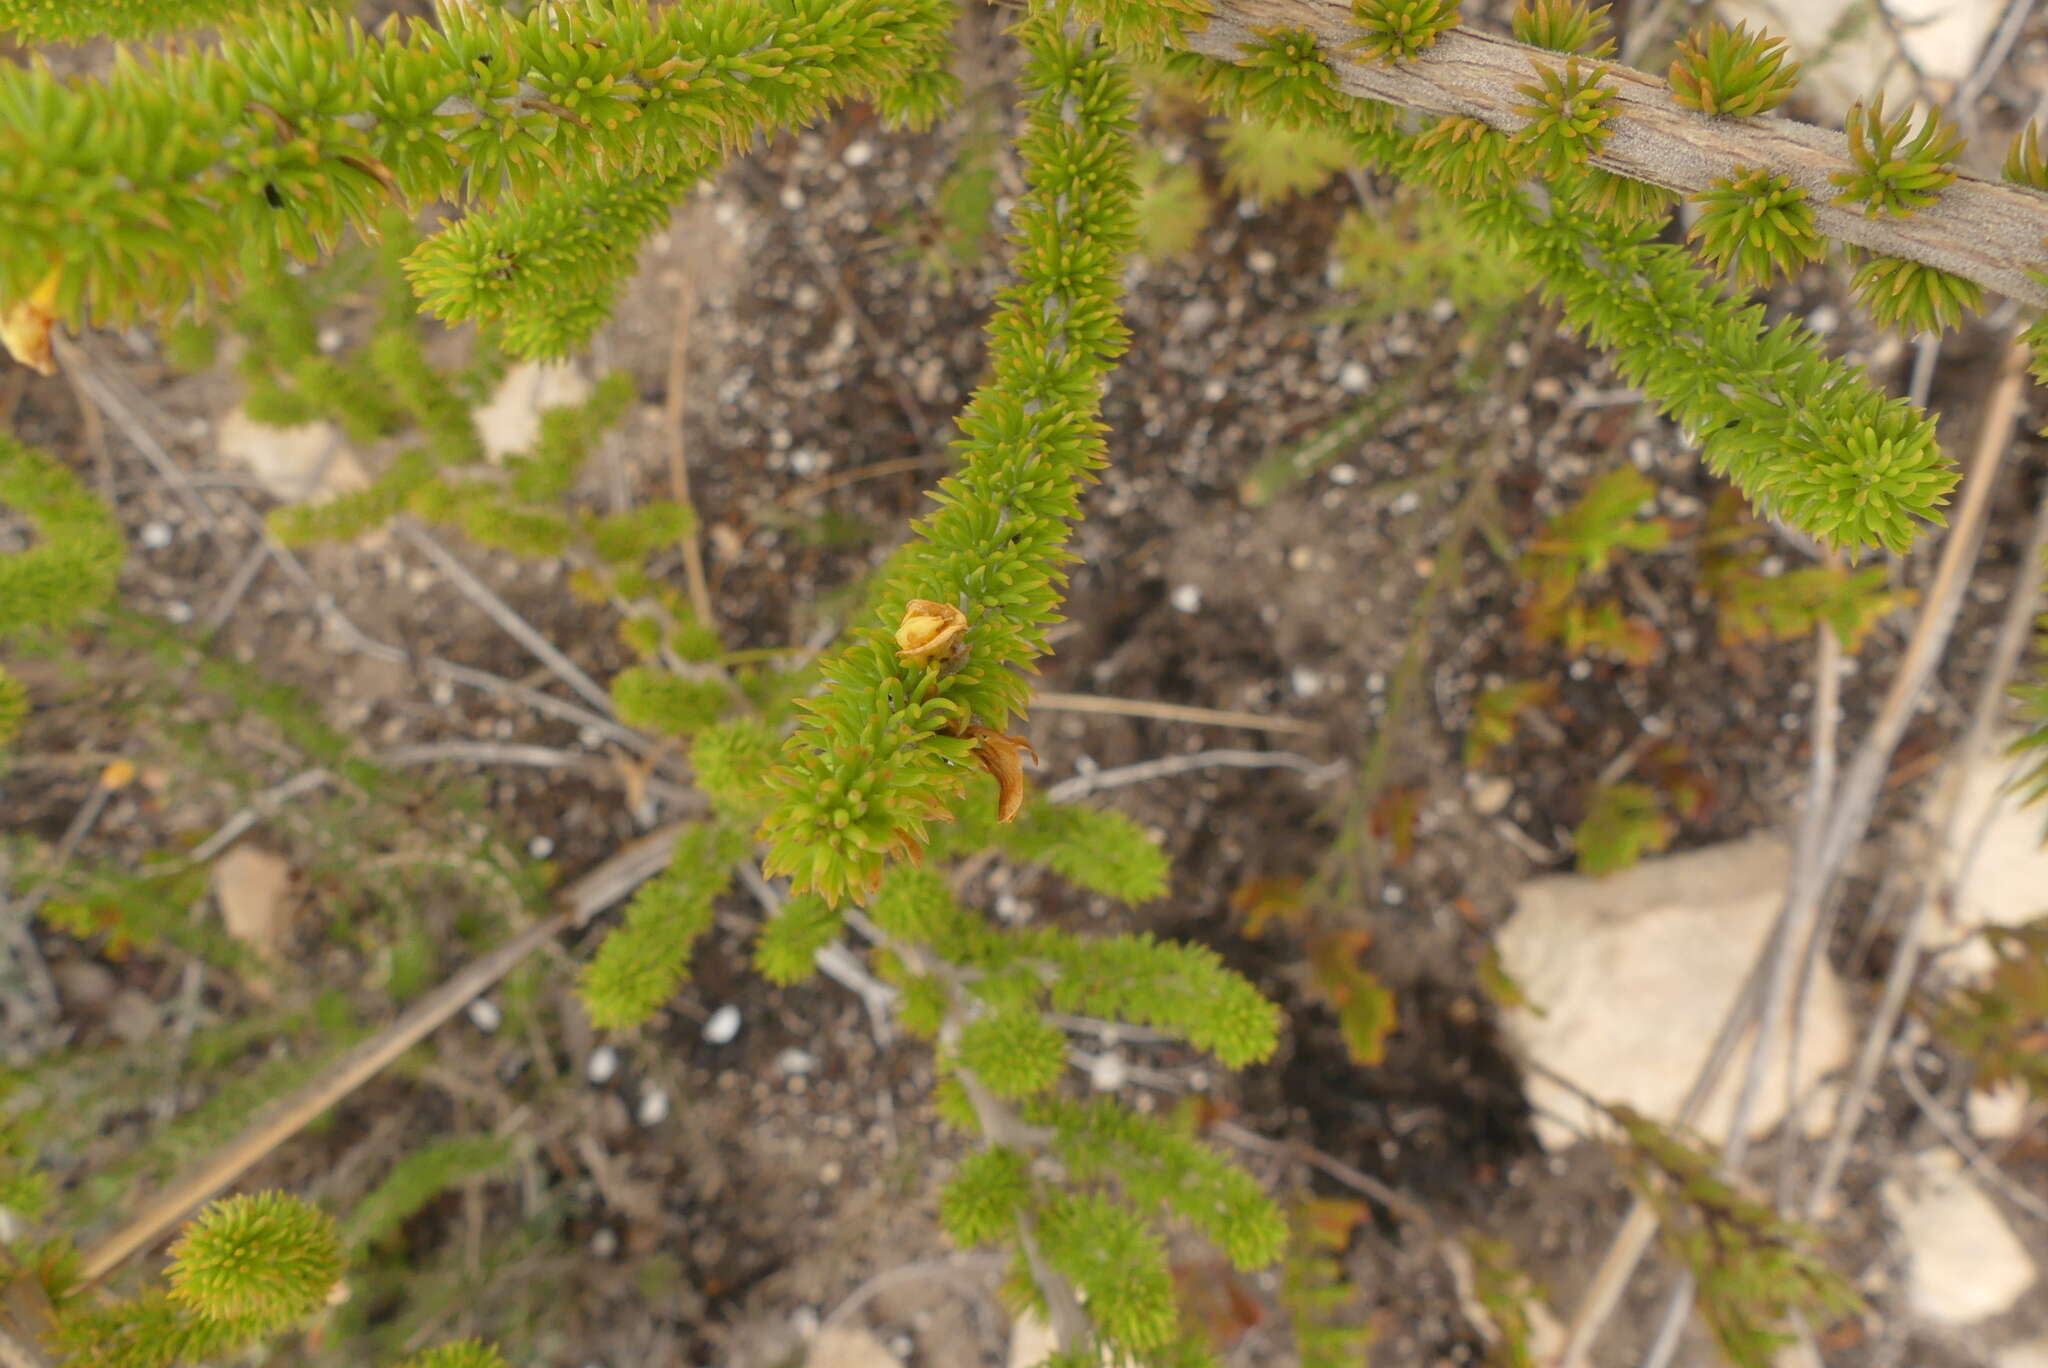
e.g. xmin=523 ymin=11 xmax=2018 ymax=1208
xmin=1 ymin=271 xmax=61 ymax=377
xmin=966 ymin=724 xmax=1038 ymax=823
xmin=894 ymin=597 xmax=969 ymax=662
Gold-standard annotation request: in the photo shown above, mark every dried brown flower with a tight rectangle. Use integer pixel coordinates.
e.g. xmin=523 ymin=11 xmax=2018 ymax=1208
xmin=966 ymin=724 xmax=1038 ymax=823
xmin=894 ymin=597 xmax=968 ymax=663
xmin=0 ymin=270 xmax=61 ymax=376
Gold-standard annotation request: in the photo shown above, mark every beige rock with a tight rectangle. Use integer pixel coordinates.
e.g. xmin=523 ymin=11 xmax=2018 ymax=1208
xmin=1997 ymin=1337 xmax=2048 ymax=1368
xmin=1934 ymin=734 xmax=2048 ymax=982
xmin=472 ymin=360 xmax=593 ymax=461
xmin=1495 ymin=835 xmax=1854 ymax=1150
xmin=1882 ymin=1147 xmax=2036 ymax=1325
xmin=805 ymin=1327 xmax=900 ymax=1368
xmin=1968 ymin=1082 xmax=2032 ymax=1142
xmin=1007 ymin=1311 xmax=1060 ymax=1368
xmin=214 ymin=407 xmax=365 ymax=503
xmin=213 ymin=844 xmax=295 ymax=963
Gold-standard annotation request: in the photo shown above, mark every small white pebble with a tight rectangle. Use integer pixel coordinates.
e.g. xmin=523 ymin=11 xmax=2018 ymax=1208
xmin=527 ymin=834 xmax=555 ymax=859
xmin=1383 ymin=883 xmax=1405 ymax=906
xmin=578 ymin=726 xmax=603 ymax=749
xmin=1288 ymin=545 xmax=1315 ymax=572
xmin=1170 ymin=583 xmax=1203 ymax=614
xmin=1504 ymin=340 xmax=1530 ymax=368
xmin=1365 ymin=671 xmax=1386 ymax=693
xmin=713 ymin=199 xmax=743 ymax=228
xmin=636 ymin=1086 xmax=670 ymax=1126
xmin=778 ymin=183 xmax=805 ymax=211
xmin=139 ymin=521 xmax=173 ymax=550
xmin=466 ymin=998 xmax=502 ymax=1033
xmin=1568 ymin=659 xmax=1592 ymax=681
xmin=589 ymin=1227 xmax=619 ymax=1259
xmin=1088 ymin=1052 xmax=1129 ymax=1092
xmin=1201 ymin=378 xmax=1228 ymax=403
xmin=703 ymin=1003 xmax=742 ymax=1044
xmin=1390 ymin=490 xmax=1422 ymax=516
xmin=821 ymin=1160 xmax=845 ymax=1186
xmin=776 ymin=1048 xmax=817 ymax=1077
xmin=162 ymin=600 xmax=193 ymax=624
xmin=1329 ymin=463 xmax=1358 ymax=485
xmin=317 ymin=325 xmax=345 ymax=354
xmin=586 ymin=1044 xmax=619 ymax=1085
xmin=1290 ymin=667 xmax=1324 ymax=698
xmin=1470 ymin=776 xmax=1513 ymax=815
xmin=1338 ymin=361 xmax=1371 ymax=393
xmin=841 ymin=140 xmax=874 ymax=167
xmin=1247 ymin=248 xmax=1277 ymax=274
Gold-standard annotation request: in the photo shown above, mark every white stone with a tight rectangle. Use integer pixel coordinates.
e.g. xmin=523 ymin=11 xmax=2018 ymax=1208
xmin=139 ymin=521 xmax=173 ymax=550
xmin=1087 ymin=1051 xmax=1128 ymax=1092
xmin=471 ymin=360 xmax=594 ymax=461
xmin=636 ymin=1086 xmax=670 ymax=1126
xmin=703 ymin=1003 xmax=742 ymax=1044
xmin=1997 ymin=1337 xmax=2048 ymax=1368
xmin=776 ymin=1048 xmax=817 ymax=1076
xmin=807 ymin=1327 xmax=900 ymax=1368
xmin=1968 ymin=1081 xmax=2031 ymax=1141
xmin=1170 ymin=583 xmax=1203 ymax=614
xmin=465 ymin=998 xmax=502 ymax=1033
xmin=586 ymin=1044 xmax=619 ymax=1085
xmin=1882 ymin=1147 xmax=2035 ymax=1325
xmin=1338 ymin=362 xmax=1370 ymax=393
xmin=1495 ymin=836 xmax=1854 ymax=1151
xmin=527 ymin=834 xmax=555 ymax=859
xmin=1470 ymin=775 xmax=1513 ymax=816
xmin=215 ymin=407 xmax=365 ymax=503
xmin=1933 ymin=733 xmax=2048 ymax=981
xmin=213 ymin=845 xmax=294 ymax=963
xmin=1007 ymin=1312 xmax=1060 ymax=1368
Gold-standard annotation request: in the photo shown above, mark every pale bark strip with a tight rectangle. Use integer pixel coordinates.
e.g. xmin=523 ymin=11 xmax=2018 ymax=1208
xmin=1187 ymin=0 xmax=2048 ymax=308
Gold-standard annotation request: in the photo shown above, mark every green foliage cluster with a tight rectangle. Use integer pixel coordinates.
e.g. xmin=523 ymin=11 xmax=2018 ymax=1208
xmin=1610 ymin=1108 xmax=1863 ymax=1366
xmin=1700 ymin=490 xmax=1907 ymax=649
xmin=1574 ymin=780 xmax=1675 ymax=874
xmin=1511 ymin=0 xmax=1614 ymax=58
xmin=1510 ymin=57 xmax=1616 ymax=175
xmin=1931 ymin=921 xmax=2048 ymax=1101
xmin=1832 ymin=95 xmax=1962 ymax=219
xmin=759 ymin=12 xmax=1139 ymax=906
xmin=0 ymin=437 xmax=125 ymax=743
xmin=1519 ymin=467 xmax=1669 ymax=664
xmin=1665 ymin=21 xmax=1801 ymax=117
xmin=1348 ymin=0 xmax=1463 ymax=63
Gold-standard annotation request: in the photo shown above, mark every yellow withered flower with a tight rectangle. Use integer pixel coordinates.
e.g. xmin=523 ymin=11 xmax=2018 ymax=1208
xmin=965 ymin=723 xmax=1037 ymax=823
xmin=894 ymin=597 xmax=968 ymax=663
xmin=0 ymin=270 xmax=62 ymax=376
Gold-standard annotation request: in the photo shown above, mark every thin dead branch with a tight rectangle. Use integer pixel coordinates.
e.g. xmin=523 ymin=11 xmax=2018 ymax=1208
xmin=1032 ymin=689 xmax=1323 ymax=737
